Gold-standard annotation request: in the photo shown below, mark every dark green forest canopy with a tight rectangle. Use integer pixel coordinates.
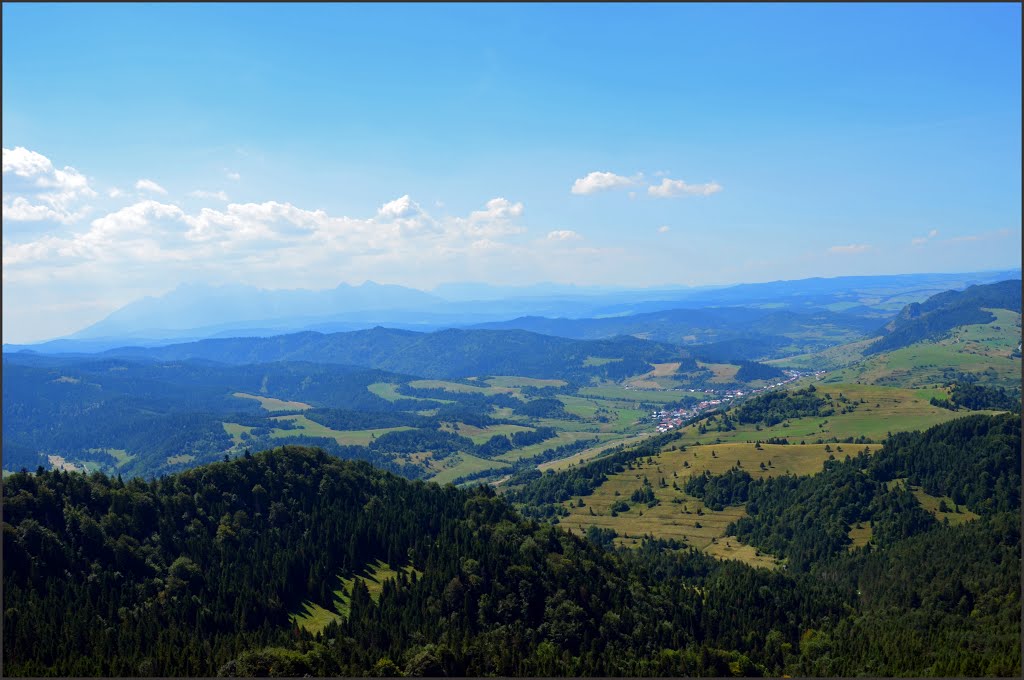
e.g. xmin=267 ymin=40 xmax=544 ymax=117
xmin=4 ymin=414 xmax=1020 ymax=677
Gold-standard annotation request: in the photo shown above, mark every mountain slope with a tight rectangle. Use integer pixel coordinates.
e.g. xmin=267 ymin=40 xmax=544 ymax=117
xmin=100 ymin=327 xmax=686 ymax=380
xmin=69 ymin=281 xmax=445 ymax=340
xmin=4 ymin=426 xmax=1019 ymax=676
xmin=866 ymin=279 xmax=1021 ymax=355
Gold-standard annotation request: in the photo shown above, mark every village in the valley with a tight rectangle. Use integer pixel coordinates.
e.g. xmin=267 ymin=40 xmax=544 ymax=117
xmin=645 ymin=369 xmax=827 ymax=433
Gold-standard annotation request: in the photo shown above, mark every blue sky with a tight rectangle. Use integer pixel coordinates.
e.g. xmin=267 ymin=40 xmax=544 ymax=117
xmin=3 ymin=2 xmax=1021 ymax=342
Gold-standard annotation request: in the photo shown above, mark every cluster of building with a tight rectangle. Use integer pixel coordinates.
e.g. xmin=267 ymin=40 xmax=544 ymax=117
xmin=647 ymin=369 xmax=826 ymax=433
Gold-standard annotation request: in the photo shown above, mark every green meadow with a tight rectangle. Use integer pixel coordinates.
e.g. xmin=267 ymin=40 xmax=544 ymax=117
xmin=232 ymin=392 xmax=312 ymax=412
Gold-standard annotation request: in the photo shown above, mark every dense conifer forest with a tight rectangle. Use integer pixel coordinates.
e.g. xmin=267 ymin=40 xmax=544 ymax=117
xmin=3 ymin=414 xmax=1019 ymax=676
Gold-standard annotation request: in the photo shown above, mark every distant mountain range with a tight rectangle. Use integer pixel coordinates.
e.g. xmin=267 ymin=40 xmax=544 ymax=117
xmin=3 ymin=269 xmax=1018 ymax=355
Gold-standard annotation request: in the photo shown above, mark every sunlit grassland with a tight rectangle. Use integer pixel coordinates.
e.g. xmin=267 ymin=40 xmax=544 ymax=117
xmin=222 ymin=422 xmax=255 ymax=446
xmin=83 ymin=447 xmax=134 ymax=469
xmin=583 ymin=356 xmax=622 ymax=367
xmin=409 ymin=379 xmax=519 ymax=397
xmin=558 ymin=441 xmax=880 ymax=568
xmin=538 ymin=433 xmax=656 ymax=472
xmin=231 ymin=392 xmax=312 ymax=411
xmin=290 ymin=560 xmax=420 ymax=634
xmin=778 ymin=310 xmax=1021 ymax=387
xmin=428 ymin=452 xmax=510 ymax=484
xmin=884 ymin=478 xmax=980 ymax=526
xmin=438 ymin=421 xmax=535 ymax=444
xmin=579 ymin=385 xmax=690 ymax=403
xmin=673 ymin=383 xmax=985 ymax=445
xmin=367 ymin=382 xmax=405 ymax=401
xmin=268 ymin=414 xmax=413 ymax=446
xmin=699 ymin=361 xmax=740 ymax=383
xmin=494 ymin=431 xmax=614 ymax=463
xmin=485 ymin=375 xmax=567 ymax=388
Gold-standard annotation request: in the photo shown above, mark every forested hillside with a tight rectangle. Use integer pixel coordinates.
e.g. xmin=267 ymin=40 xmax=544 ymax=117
xmin=99 ymin=327 xmax=684 ymax=381
xmin=4 ymin=414 xmax=1020 ymax=676
xmin=867 ymin=279 xmax=1021 ymax=355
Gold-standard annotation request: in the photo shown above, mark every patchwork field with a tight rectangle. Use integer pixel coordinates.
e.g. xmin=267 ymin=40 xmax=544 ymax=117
xmin=428 ymin=452 xmax=510 ymax=484
xmin=438 ymin=422 xmax=534 ymax=444
xmin=776 ymin=310 xmax=1021 ymax=388
xmin=557 ymin=440 xmax=874 ymax=567
xmin=672 ymin=382 xmax=988 ymax=445
xmin=409 ymin=379 xmax=518 ymax=396
xmin=232 ymin=392 xmax=312 ymax=411
xmin=267 ymin=415 xmax=413 ymax=446
xmin=484 ymin=375 xmax=567 ymax=388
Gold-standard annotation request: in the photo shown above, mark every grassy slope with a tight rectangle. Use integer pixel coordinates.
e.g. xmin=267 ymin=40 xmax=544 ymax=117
xmin=559 ymin=441 xmax=878 ymax=567
xmin=673 ymin=382 xmax=987 ymax=445
xmin=232 ymin=392 xmax=312 ymax=411
xmin=774 ymin=310 xmax=1021 ymax=389
xmin=290 ymin=559 xmax=420 ymax=635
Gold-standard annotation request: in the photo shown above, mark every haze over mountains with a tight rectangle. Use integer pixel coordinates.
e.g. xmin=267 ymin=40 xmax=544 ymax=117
xmin=5 ymin=269 xmax=1019 ymax=355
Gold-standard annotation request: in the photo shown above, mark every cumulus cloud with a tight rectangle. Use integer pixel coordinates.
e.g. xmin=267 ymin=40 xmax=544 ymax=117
xmin=376 ymin=194 xmax=423 ymax=220
xmin=189 ymin=189 xmax=230 ymax=201
xmin=648 ymin=178 xmax=723 ymax=198
xmin=226 ymin=171 xmax=241 ymax=181
xmin=2 ymin=147 xmax=96 ymax=223
xmin=547 ymin=230 xmax=583 ymax=241
xmin=658 ymin=225 xmax=671 ymax=233
xmin=828 ymin=244 xmax=871 ymax=254
xmin=135 ymin=179 xmax=168 ymax=195
xmin=470 ymin=197 xmax=523 ymax=222
xmin=571 ymin=171 xmax=637 ymax=195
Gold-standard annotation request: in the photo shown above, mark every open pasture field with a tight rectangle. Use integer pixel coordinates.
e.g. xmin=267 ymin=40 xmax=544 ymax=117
xmin=485 ymin=375 xmax=567 ymax=388
xmin=884 ymin=478 xmax=981 ymax=526
xmin=428 ymin=452 xmax=510 ymax=484
xmin=579 ymin=385 xmax=690 ymax=404
xmin=409 ymin=379 xmax=519 ymax=396
xmin=537 ymin=433 xmax=655 ymax=472
xmin=232 ymin=392 xmax=312 ymax=411
xmin=223 ymin=422 xmax=256 ymax=445
xmin=782 ymin=310 xmax=1021 ymax=387
xmin=769 ymin=338 xmax=877 ymax=372
xmin=557 ymin=441 xmax=863 ymax=566
xmin=268 ymin=414 xmax=413 ymax=446
xmin=366 ymin=382 xmax=406 ymax=401
xmin=438 ymin=422 xmax=535 ymax=444
xmin=494 ymin=431 xmax=612 ymax=463
xmin=674 ymin=383 xmax=986 ymax=445
xmin=700 ymin=361 xmax=740 ymax=383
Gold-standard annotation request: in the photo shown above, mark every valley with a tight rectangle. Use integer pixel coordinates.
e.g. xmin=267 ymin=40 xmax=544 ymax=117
xmin=3 ymin=273 xmax=1020 ymax=677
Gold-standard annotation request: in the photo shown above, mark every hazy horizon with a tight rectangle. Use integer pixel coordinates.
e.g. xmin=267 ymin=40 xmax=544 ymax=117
xmin=3 ymin=3 xmax=1021 ymax=342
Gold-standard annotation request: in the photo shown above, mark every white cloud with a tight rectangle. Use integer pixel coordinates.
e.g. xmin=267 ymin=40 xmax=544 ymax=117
xmin=2 ymin=147 xmax=96 ymax=223
xmin=376 ymin=194 xmax=422 ymax=220
xmin=658 ymin=225 xmax=671 ymax=233
xmin=912 ymin=229 xmax=940 ymax=246
xmin=470 ymin=197 xmax=523 ymax=222
xmin=571 ymin=171 xmax=637 ymax=195
xmin=648 ymin=178 xmax=723 ymax=198
xmin=135 ymin=179 xmax=168 ymax=195
xmin=828 ymin=244 xmax=871 ymax=254
xmin=226 ymin=171 xmax=241 ymax=181
xmin=108 ymin=187 xmax=124 ymax=198
xmin=547 ymin=229 xmax=583 ymax=241
xmin=189 ymin=189 xmax=230 ymax=201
